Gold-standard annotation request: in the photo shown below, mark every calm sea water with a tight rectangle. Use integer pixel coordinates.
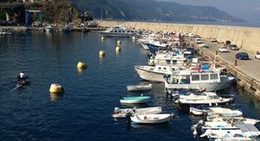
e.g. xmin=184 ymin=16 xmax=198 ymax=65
xmin=0 ymin=31 xmax=260 ymax=141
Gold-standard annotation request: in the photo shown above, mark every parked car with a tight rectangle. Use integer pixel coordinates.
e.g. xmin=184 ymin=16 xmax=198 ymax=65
xmin=210 ymin=38 xmax=217 ymax=42
xmin=183 ymin=47 xmax=196 ymax=55
xmin=198 ymin=44 xmax=208 ymax=48
xmin=195 ymin=38 xmax=202 ymax=44
xmin=228 ymin=44 xmax=239 ymax=50
xmin=255 ymin=51 xmax=260 ymax=59
xmin=218 ymin=46 xmax=229 ymax=53
xmin=235 ymin=52 xmax=249 ymax=60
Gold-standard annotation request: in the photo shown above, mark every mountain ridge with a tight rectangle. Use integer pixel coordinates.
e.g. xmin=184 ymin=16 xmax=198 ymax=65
xmin=70 ymin=0 xmax=245 ymax=23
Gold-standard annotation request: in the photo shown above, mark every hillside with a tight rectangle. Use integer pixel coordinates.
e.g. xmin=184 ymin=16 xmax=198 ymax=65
xmin=0 ymin=1 xmax=89 ymax=26
xmin=71 ymin=0 xmax=245 ymax=23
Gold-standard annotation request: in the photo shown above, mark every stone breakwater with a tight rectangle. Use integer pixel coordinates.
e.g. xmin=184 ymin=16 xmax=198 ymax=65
xmin=97 ymin=20 xmax=260 ymax=54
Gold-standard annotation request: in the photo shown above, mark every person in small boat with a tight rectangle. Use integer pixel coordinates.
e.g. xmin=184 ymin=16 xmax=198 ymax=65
xmin=17 ymin=72 xmax=27 ymax=83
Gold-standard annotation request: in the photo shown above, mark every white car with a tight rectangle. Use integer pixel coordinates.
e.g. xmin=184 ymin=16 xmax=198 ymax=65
xmin=195 ymin=38 xmax=202 ymax=44
xmin=210 ymin=38 xmax=217 ymax=42
xmin=218 ymin=46 xmax=229 ymax=53
xmin=255 ymin=51 xmax=260 ymax=59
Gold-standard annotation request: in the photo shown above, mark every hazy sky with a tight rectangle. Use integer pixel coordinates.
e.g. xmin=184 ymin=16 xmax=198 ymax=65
xmin=157 ymin=0 xmax=260 ymax=22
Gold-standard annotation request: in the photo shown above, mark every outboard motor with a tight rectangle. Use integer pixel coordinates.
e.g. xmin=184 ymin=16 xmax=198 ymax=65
xmin=114 ymin=107 xmax=120 ymax=113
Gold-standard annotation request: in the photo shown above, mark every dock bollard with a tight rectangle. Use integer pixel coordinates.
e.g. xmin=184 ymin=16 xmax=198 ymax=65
xmin=235 ymin=59 xmax=238 ymax=66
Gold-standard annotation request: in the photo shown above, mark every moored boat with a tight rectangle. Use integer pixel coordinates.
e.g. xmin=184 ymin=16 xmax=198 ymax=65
xmin=189 ymin=107 xmax=243 ymax=117
xmin=119 ymin=95 xmax=151 ymax=104
xmin=176 ymin=92 xmax=234 ymax=110
xmin=126 ymin=84 xmax=152 ymax=92
xmin=164 ymin=66 xmax=236 ymax=91
xmin=131 ymin=114 xmax=173 ymax=124
xmin=134 ymin=65 xmax=178 ymax=82
xmin=111 ymin=106 xmax=162 ymax=118
xmin=99 ymin=25 xmax=136 ymax=37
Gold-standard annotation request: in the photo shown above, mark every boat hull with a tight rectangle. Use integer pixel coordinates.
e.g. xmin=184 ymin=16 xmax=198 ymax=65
xmin=120 ymin=96 xmax=151 ymax=104
xmin=165 ymin=76 xmax=235 ymax=92
xmin=126 ymin=84 xmax=152 ymax=92
xmin=112 ymin=106 xmax=162 ymax=118
xmin=177 ymin=98 xmax=234 ymax=110
xmin=134 ymin=66 xmax=167 ymax=82
xmin=99 ymin=32 xmax=133 ymax=37
xmin=131 ymin=114 xmax=172 ymax=124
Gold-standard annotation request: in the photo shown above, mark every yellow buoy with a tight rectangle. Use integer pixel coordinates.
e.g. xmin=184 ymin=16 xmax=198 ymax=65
xmin=115 ymin=46 xmax=121 ymax=52
xmin=49 ymin=92 xmax=62 ymax=101
xmin=117 ymin=40 xmax=121 ymax=46
xmin=49 ymin=83 xmax=64 ymax=93
xmin=77 ymin=61 xmax=87 ymax=69
xmin=77 ymin=68 xmax=84 ymax=73
xmin=99 ymin=50 xmax=105 ymax=57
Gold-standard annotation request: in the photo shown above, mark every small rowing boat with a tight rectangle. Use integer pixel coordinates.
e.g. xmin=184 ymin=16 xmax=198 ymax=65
xmin=131 ymin=114 xmax=173 ymax=124
xmin=126 ymin=84 xmax=152 ymax=92
xmin=112 ymin=106 xmax=162 ymax=118
xmin=120 ymin=95 xmax=151 ymax=104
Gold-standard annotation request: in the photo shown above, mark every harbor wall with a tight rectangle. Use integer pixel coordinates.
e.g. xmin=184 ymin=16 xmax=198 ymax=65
xmin=97 ymin=20 xmax=260 ymax=54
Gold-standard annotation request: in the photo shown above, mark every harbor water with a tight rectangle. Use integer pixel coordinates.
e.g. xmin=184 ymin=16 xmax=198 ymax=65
xmin=0 ymin=32 xmax=260 ymax=141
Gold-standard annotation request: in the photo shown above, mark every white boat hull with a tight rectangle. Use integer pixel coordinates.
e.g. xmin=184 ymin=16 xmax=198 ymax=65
xmin=165 ymin=76 xmax=235 ymax=92
xmin=134 ymin=65 xmax=171 ymax=82
xmin=189 ymin=107 xmax=206 ymax=116
xmin=99 ymin=32 xmax=133 ymax=37
xmin=131 ymin=114 xmax=172 ymax=124
xmin=126 ymin=84 xmax=152 ymax=92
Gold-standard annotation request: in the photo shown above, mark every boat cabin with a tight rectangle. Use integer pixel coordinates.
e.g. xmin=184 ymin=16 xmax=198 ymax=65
xmin=153 ymin=65 xmax=177 ymax=75
xmin=169 ymin=69 xmax=221 ymax=84
xmin=148 ymin=51 xmax=187 ymax=66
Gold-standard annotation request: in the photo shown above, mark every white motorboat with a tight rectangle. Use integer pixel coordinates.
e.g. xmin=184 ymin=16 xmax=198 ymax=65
xmin=206 ymin=107 xmax=243 ymax=120
xmin=111 ymin=106 xmax=162 ymax=118
xmin=140 ymin=40 xmax=169 ymax=51
xmin=189 ymin=107 xmax=243 ymax=118
xmin=99 ymin=25 xmax=136 ymax=37
xmin=189 ymin=107 xmax=207 ymax=116
xmin=134 ymin=65 xmax=178 ymax=82
xmin=202 ymin=128 xmax=257 ymax=141
xmin=126 ymin=84 xmax=152 ymax=92
xmin=164 ymin=65 xmax=235 ymax=91
xmin=147 ymin=50 xmax=187 ymax=66
xmin=131 ymin=114 xmax=173 ymax=124
xmin=192 ymin=116 xmax=260 ymax=140
xmin=176 ymin=92 xmax=234 ymax=108
xmin=200 ymin=119 xmax=260 ymax=140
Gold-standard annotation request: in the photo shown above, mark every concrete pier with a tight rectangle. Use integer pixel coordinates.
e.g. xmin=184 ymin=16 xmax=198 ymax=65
xmin=97 ymin=20 xmax=260 ymax=54
xmin=97 ymin=20 xmax=260 ymax=100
